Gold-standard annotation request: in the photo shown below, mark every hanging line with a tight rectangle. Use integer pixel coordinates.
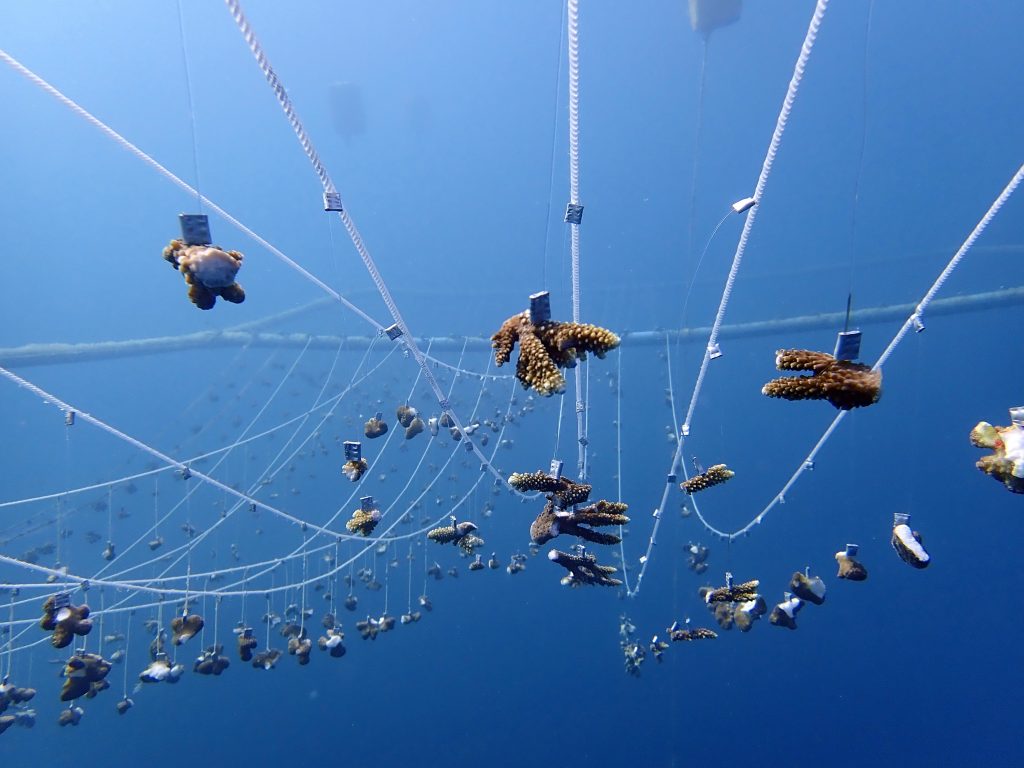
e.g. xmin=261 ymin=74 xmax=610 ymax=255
xmin=176 ymin=0 xmax=203 ymax=212
xmin=681 ymin=0 xmax=830 ymax=438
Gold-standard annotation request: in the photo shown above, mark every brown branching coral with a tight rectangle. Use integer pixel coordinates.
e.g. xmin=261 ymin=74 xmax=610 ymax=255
xmin=508 ymin=471 xmax=591 ymax=509
xmin=492 ymin=310 xmax=620 ymax=396
xmin=61 ymin=653 xmax=111 ymax=701
xmin=762 ymin=349 xmax=882 ymax=410
xmin=681 ymin=464 xmax=734 ymax=495
xmin=529 ymin=499 xmax=629 ymax=546
xmin=40 ymin=596 xmax=92 ymax=649
xmin=547 ymin=548 xmax=622 ymax=587
xmin=163 ymin=239 xmax=245 ymax=310
xmin=970 ymin=420 xmax=1024 ymax=494
xmin=704 ymin=577 xmax=760 ymax=605
xmin=667 ymin=623 xmax=718 ymax=642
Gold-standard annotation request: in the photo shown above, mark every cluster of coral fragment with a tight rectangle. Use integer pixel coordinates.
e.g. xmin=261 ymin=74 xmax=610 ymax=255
xmin=491 ymin=309 xmax=620 ymax=396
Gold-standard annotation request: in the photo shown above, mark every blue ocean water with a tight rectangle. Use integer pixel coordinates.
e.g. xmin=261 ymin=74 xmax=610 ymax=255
xmin=1 ymin=1 xmax=1022 ymax=765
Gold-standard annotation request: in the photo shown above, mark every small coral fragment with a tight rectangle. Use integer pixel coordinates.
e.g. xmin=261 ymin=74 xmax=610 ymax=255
xmin=769 ymin=594 xmax=803 ymax=630
xmin=193 ymin=645 xmax=231 ymax=675
xmin=789 ymin=571 xmax=827 ymax=605
xmin=970 ymin=419 xmax=1024 ymax=494
xmin=163 ymin=239 xmax=245 ymax=310
xmin=508 ymin=470 xmax=592 ymax=508
xmin=39 ymin=595 xmax=92 ymax=649
xmin=704 ymin=576 xmax=760 ymax=605
xmin=342 ymin=458 xmax=368 ymax=482
xmin=492 ymin=309 xmax=620 ymax=396
xmin=835 ymin=545 xmax=868 ymax=581
xmin=346 ymin=503 xmax=382 ymax=536
xmin=61 ymin=653 xmax=111 ymax=701
xmin=547 ymin=547 xmax=622 ymax=587
xmin=171 ymin=613 xmax=204 ymax=645
xmin=762 ymin=349 xmax=881 ymax=410
xmin=680 ymin=464 xmax=734 ymax=495
xmin=891 ymin=513 xmax=930 ymax=569
xmin=667 ymin=622 xmax=718 ymax=642
xmin=318 ymin=628 xmax=347 ymax=658
xmin=236 ymin=628 xmax=258 ymax=662
xmin=529 ymin=499 xmax=629 ymax=546
xmin=364 ymin=415 xmax=388 ymax=439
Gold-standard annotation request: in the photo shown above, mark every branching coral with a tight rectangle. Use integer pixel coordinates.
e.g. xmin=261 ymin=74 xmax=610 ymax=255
xmin=492 ymin=311 xmax=620 ymax=396
xmin=667 ymin=623 xmax=718 ymax=642
xmin=704 ymin=577 xmax=760 ymax=605
xmin=163 ymin=239 xmax=245 ymax=310
xmin=680 ymin=464 xmax=734 ymax=495
xmin=529 ymin=499 xmax=629 ymax=546
xmin=970 ymin=420 xmax=1024 ymax=494
xmin=39 ymin=596 xmax=92 ymax=649
xmin=547 ymin=548 xmax=622 ymax=587
xmin=508 ymin=471 xmax=592 ymax=509
xmin=762 ymin=349 xmax=882 ymax=410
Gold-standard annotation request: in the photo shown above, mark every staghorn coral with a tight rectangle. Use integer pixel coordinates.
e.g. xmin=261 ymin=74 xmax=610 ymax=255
xmin=346 ymin=504 xmax=382 ymax=536
xmin=508 ymin=471 xmax=592 ymax=509
xmin=681 ymin=464 xmax=734 ymax=495
xmin=163 ymin=239 xmax=245 ymax=310
xmin=171 ymin=613 xmax=204 ymax=645
xmin=970 ymin=420 xmax=1024 ymax=494
xmin=547 ymin=548 xmax=622 ymax=587
xmin=704 ymin=576 xmax=760 ymax=605
xmin=492 ymin=310 xmax=620 ymax=396
xmin=61 ymin=653 xmax=111 ymax=701
xmin=762 ymin=349 xmax=882 ymax=410
xmin=667 ymin=624 xmax=718 ymax=642
xmin=529 ymin=499 xmax=628 ymax=546
xmin=39 ymin=596 xmax=92 ymax=649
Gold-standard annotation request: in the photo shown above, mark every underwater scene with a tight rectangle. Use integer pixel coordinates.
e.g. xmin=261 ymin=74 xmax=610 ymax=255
xmin=1 ymin=1 xmax=1022 ymax=765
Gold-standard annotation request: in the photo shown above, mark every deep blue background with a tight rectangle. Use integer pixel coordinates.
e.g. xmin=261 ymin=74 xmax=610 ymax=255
xmin=1 ymin=1 xmax=1022 ymax=766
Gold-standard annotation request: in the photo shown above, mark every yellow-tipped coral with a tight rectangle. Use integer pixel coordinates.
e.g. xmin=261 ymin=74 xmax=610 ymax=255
xmin=667 ymin=623 xmax=718 ymax=642
xmin=346 ymin=503 xmax=382 ymax=536
xmin=508 ymin=470 xmax=591 ymax=508
xmin=970 ymin=420 xmax=1024 ymax=494
xmin=680 ymin=464 xmax=734 ymax=495
xmin=163 ymin=239 xmax=245 ymax=310
xmin=704 ymin=576 xmax=760 ymax=605
xmin=547 ymin=548 xmax=622 ymax=587
xmin=492 ymin=310 xmax=619 ymax=397
xmin=762 ymin=349 xmax=881 ymax=410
